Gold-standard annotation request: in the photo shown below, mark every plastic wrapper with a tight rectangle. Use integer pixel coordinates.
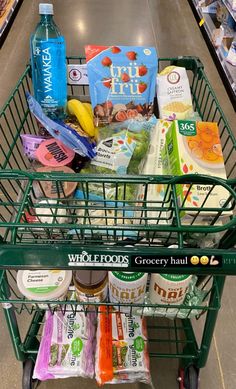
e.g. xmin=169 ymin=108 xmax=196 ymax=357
xmin=95 ymin=306 xmax=151 ymax=385
xmin=68 ymin=116 xmax=156 ymax=239
xmin=111 ymin=312 xmax=148 ymax=340
xmin=33 ymin=310 xmax=96 ymax=381
xmin=68 ymin=190 xmax=137 ymax=239
xmin=89 ymin=115 xmax=157 ymax=175
xmin=77 ymin=116 xmax=156 ymax=196
xmin=134 ymin=276 xmax=207 ymax=319
xmin=26 ymin=93 xmax=96 ymax=158
xmin=85 ymin=45 xmax=158 ymax=128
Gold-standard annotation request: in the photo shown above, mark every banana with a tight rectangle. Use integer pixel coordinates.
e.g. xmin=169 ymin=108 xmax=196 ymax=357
xmin=83 ymin=102 xmax=93 ymax=118
xmin=82 ymin=103 xmax=99 ymax=140
xmin=67 ymin=99 xmax=95 ymax=138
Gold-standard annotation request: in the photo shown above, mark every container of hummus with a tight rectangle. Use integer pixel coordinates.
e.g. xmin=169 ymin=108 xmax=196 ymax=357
xmin=149 ymin=273 xmax=192 ymax=305
xmin=17 ymin=270 xmax=72 ymax=309
xmin=35 ymin=139 xmax=75 ymax=167
xmin=109 ymin=272 xmax=148 ymax=311
xmin=21 ymin=134 xmax=46 ymax=160
xmin=36 ymin=166 xmax=77 ymax=198
xmin=73 ymin=270 xmax=108 ymax=303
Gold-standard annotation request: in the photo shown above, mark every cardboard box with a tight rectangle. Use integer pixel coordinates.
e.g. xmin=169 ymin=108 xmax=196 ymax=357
xmin=136 ymin=119 xmax=172 ymax=225
xmin=162 ymin=120 xmax=231 ymax=220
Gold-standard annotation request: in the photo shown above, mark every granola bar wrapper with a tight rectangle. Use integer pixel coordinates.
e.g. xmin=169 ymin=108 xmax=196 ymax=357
xmin=95 ymin=306 xmax=151 ymax=385
xmin=33 ymin=310 xmax=96 ymax=380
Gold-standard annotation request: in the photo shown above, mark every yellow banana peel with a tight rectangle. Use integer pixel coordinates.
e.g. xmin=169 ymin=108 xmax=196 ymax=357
xmin=83 ymin=102 xmax=93 ymax=118
xmin=67 ymin=99 xmax=95 ymax=138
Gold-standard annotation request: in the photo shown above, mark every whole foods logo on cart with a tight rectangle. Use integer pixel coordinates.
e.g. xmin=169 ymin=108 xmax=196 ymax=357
xmin=68 ymin=251 xmax=129 ymax=267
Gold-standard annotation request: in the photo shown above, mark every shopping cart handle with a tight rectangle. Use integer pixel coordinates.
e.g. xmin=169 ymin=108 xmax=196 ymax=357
xmin=159 ymin=56 xmax=204 ymax=74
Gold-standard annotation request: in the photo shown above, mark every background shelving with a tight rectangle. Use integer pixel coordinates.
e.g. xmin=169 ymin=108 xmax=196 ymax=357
xmin=189 ymin=0 xmax=236 ymax=110
xmin=0 ymin=0 xmax=23 ymax=46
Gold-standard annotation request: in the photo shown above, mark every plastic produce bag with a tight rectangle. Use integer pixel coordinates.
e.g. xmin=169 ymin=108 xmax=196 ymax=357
xmin=33 ymin=310 xmax=96 ymax=380
xmin=69 ymin=117 xmax=156 ymax=239
xmin=89 ymin=114 xmax=157 ymax=175
xmin=78 ymin=116 xmax=157 ymax=199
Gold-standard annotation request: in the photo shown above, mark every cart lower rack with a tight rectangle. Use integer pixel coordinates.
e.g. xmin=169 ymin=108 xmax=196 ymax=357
xmin=0 ymin=56 xmax=236 ymax=389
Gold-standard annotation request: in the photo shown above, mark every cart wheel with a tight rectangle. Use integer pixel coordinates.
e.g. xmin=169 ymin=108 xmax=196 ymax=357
xmin=22 ymin=359 xmax=40 ymax=389
xmin=184 ymin=365 xmax=199 ymax=389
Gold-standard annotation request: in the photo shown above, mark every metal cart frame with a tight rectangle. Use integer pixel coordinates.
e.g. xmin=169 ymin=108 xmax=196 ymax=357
xmin=0 ymin=56 xmax=236 ymax=389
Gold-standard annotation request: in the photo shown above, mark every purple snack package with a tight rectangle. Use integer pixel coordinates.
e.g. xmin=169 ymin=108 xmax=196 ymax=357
xmin=21 ymin=134 xmax=46 ymax=160
xmin=33 ymin=312 xmax=54 ymax=381
xmin=33 ymin=310 xmax=96 ymax=381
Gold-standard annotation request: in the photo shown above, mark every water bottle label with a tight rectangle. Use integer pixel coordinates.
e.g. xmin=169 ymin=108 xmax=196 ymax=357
xmin=32 ymin=37 xmax=66 ymax=112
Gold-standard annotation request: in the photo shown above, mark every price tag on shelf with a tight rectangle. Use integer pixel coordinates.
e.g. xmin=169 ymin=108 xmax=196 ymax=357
xmin=199 ymin=18 xmax=205 ymax=27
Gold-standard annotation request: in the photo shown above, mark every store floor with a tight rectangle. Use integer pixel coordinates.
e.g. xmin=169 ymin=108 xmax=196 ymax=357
xmin=0 ymin=1 xmax=236 ymax=388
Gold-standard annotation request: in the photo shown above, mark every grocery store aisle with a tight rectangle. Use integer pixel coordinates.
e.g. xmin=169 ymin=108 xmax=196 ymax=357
xmin=0 ymin=1 xmax=236 ymax=389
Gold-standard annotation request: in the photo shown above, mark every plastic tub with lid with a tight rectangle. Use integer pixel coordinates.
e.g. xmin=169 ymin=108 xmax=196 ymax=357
xmin=17 ymin=270 xmax=72 ymax=308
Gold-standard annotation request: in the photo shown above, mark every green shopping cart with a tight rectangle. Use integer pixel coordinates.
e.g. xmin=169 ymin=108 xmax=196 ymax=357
xmin=0 ymin=56 xmax=236 ymax=389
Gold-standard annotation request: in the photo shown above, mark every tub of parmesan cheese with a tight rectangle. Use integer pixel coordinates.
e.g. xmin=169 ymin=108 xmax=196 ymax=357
xmin=17 ymin=270 xmax=72 ymax=309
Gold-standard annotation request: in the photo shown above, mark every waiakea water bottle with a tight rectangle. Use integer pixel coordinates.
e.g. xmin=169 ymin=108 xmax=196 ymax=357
xmin=30 ymin=3 xmax=67 ymax=119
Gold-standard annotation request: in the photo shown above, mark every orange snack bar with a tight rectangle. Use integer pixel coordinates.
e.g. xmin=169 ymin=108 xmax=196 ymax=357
xmin=96 ymin=306 xmax=113 ymax=385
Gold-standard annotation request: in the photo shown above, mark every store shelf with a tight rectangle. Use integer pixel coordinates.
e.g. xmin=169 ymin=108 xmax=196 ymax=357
xmin=222 ymin=0 xmax=236 ymax=22
xmin=0 ymin=0 xmax=23 ymax=46
xmin=188 ymin=0 xmax=236 ymax=110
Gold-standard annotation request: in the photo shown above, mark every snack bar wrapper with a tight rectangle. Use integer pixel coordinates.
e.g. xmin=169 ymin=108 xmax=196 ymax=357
xmin=33 ymin=310 xmax=96 ymax=380
xmin=95 ymin=306 xmax=151 ymax=385
xmin=112 ymin=312 xmax=148 ymax=340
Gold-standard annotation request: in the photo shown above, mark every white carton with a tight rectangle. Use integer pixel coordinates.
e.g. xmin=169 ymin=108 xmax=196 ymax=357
xmin=136 ymin=119 xmax=172 ymax=225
